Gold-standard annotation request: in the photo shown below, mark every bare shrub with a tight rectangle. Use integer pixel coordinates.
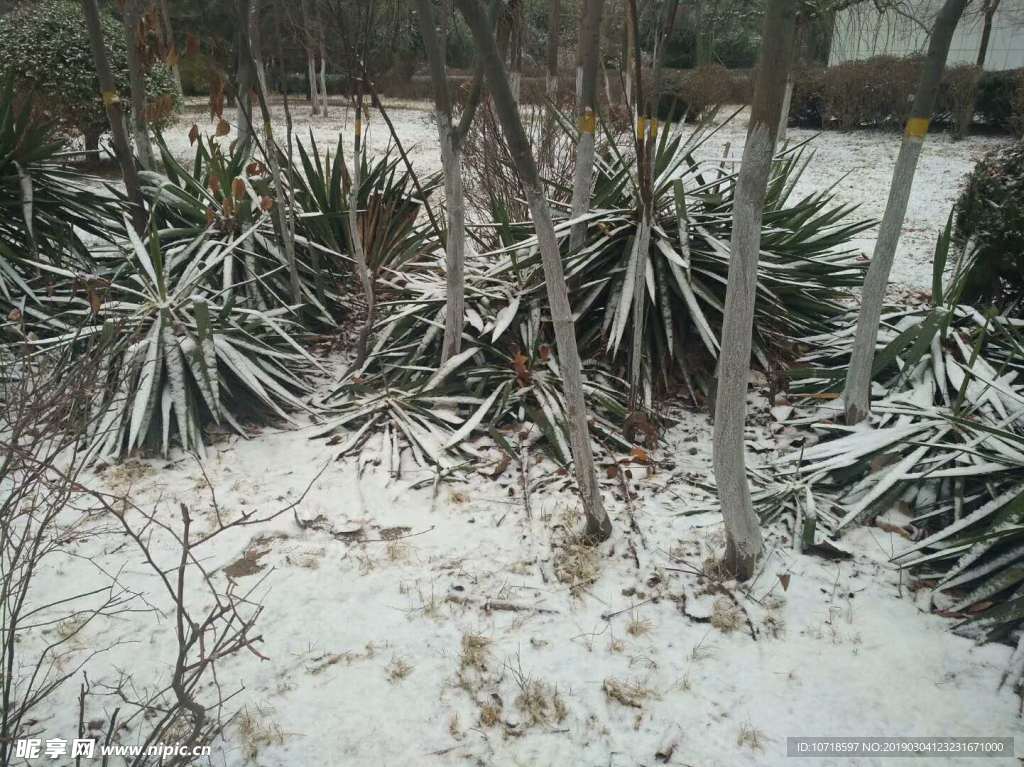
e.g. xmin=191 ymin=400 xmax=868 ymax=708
xmin=461 ymin=100 xmax=578 ymax=241
xmin=820 ymin=56 xmax=920 ymax=129
xmin=678 ymin=65 xmax=737 ymax=123
xmin=0 ymin=340 xmax=134 ymax=766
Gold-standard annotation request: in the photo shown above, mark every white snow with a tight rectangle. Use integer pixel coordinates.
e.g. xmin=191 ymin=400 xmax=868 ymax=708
xmin=21 ymin=100 xmax=1022 ymax=765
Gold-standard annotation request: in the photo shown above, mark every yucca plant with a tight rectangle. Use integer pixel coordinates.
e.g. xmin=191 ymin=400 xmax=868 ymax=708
xmin=316 ymin=258 xmax=632 ymax=469
xmin=141 ymin=134 xmax=343 ymax=325
xmin=288 ymin=134 xmax=441 ymax=277
xmin=38 ymin=223 xmax=319 ymax=461
xmin=0 ymin=78 xmax=122 ymax=338
xmin=483 ymin=113 xmax=871 ymax=395
xmin=771 ymin=227 xmax=1024 ymax=645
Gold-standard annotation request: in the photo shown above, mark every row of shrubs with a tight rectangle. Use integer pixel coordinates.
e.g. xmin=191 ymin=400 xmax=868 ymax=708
xmin=654 ymin=58 xmax=1023 ymax=135
xmin=791 ymin=57 xmax=1024 ymax=134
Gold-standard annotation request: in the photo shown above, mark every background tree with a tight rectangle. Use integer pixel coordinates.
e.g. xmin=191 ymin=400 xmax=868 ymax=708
xmin=842 ymin=0 xmax=972 ymax=425
xmin=568 ymin=0 xmax=604 ymax=252
xmin=80 ymin=0 xmax=146 ymax=234
xmin=712 ymin=0 xmax=797 ymax=580
xmin=414 ymin=0 xmax=485 ymax=362
xmin=0 ymin=0 xmax=179 ymax=152
xmin=123 ymin=0 xmax=156 ymax=169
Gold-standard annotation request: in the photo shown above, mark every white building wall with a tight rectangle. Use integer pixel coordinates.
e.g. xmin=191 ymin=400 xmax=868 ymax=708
xmin=830 ymin=0 xmax=1024 ymax=70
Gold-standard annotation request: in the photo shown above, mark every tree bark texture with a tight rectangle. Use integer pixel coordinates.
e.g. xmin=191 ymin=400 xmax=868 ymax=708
xmin=712 ymin=0 xmax=797 ymax=580
xmin=456 ymin=0 xmax=612 ymax=542
xmin=842 ymin=0 xmax=970 ymax=425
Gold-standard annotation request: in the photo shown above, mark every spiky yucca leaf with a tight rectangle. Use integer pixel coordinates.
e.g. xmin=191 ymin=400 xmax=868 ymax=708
xmin=142 ymin=133 xmax=342 ymax=325
xmin=315 ymin=257 xmax=633 ymax=470
xmin=774 ymin=228 xmax=1024 ymax=641
xmin=288 ymin=133 xmax=442 ymax=276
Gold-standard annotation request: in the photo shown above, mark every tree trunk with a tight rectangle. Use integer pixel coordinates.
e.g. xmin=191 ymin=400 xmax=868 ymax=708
xmin=625 ymin=0 xmax=652 ymax=405
xmin=546 ymin=0 xmax=561 ymax=101
xmin=242 ymin=0 xmax=302 ymax=306
xmin=319 ymin=34 xmax=330 ymax=116
xmin=414 ymin=0 xmax=466 ymax=363
xmin=648 ymin=0 xmax=679 ymax=116
xmin=508 ymin=0 xmax=523 ymax=104
xmin=80 ymin=0 xmax=146 ymax=235
xmin=976 ymin=0 xmax=999 ymax=67
xmin=777 ymin=77 xmax=794 ymax=143
xmin=234 ymin=0 xmax=257 ymax=148
xmin=712 ymin=0 xmax=797 ymax=581
xmin=301 ymin=0 xmax=320 ymax=114
xmin=158 ymin=0 xmax=182 ymax=94
xmin=568 ymin=0 xmax=605 ymax=251
xmin=842 ymin=0 xmax=970 ymax=425
xmin=124 ymin=0 xmax=155 ymax=170
xmin=456 ymin=0 xmax=612 ymax=543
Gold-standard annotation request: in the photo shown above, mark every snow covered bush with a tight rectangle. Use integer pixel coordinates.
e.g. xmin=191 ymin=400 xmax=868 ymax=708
xmin=545 ymin=117 xmax=866 ymax=395
xmin=0 ymin=0 xmax=181 ymax=150
xmin=38 ymin=225 xmax=319 ymax=461
xmin=781 ymin=223 xmax=1024 ymax=645
xmin=1 ymin=78 xmax=122 ymax=340
xmin=146 ymin=134 xmax=350 ymax=326
xmin=954 ymin=141 xmax=1024 ymax=307
xmin=784 ymin=302 xmax=1024 ymax=643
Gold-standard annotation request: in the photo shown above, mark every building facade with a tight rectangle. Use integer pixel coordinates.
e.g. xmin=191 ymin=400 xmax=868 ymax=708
xmin=829 ymin=0 xmax=1024 ymax=70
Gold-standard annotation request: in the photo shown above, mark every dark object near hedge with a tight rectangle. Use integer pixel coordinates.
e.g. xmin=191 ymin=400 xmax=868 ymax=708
xmin=954 ymin=140 xmax=1024 ymax=307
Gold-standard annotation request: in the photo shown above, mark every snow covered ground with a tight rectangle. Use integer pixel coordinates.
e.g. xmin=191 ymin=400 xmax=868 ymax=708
xmin=28 ymin=102 xmax=1021 ymax=765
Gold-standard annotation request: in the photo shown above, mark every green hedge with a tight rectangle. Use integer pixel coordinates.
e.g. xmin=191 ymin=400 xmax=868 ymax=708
xmin=788 ymin=57 xmax=1023 ymax=134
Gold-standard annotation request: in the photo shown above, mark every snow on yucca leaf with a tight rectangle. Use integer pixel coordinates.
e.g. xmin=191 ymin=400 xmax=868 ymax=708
xmin=287 ymin=133 xmax=442 ymax=277
xmin=43 ymin=224 xmax=318 ymax=461
xmin=315 ymin=261 xmax=632 ymax=471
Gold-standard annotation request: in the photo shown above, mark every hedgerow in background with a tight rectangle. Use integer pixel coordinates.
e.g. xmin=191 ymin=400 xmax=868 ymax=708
xmin=0 ymin=0 xmax=181 ymax=151
xmin=789 ymin=57 xmax=1024 ymax=133
xmin=954 ymin=141 xmax=1024 ymax=307
xmin=0 ymin=79 xmax=123 ymax=340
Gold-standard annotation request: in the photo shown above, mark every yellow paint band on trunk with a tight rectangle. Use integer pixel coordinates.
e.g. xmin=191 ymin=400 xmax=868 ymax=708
xmin=905 ymin=117 xmax=930 ymax=139
xmin=650 ymin=119 xmax=658 ymax=140
xmin=101 ymin=90 xmax=120 ymax=107
xmin=636 ymin=116 xmax=646 ymax=139
xmin=577 ymin=110 xmax=596 ymax=134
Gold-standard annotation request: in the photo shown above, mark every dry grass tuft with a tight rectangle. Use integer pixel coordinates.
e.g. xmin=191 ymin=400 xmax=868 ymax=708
xmin=602 ymin=677 xmax=651 ymax=709
xmin=737 ymin=721 xmax=767 ymax=751
xmin=386 ymin=541 xmax=410 ymax=561
xmin=479 ymin=701 xmax=503 ymax=728
xmin=386 ymin=656 xmax=414 ymax=683
xmin=626 ymin=612 xmax=653 ymax=637
xmin=460 ymin=633 xmax=491 ymax=671
xmin=509 ymin=659 xmax=568 ymax=727
xmin=237 ymin=707 xmax=285 ymax=762
xmin=553 ymin=542 xmax=600 ymax=595
xmin=711 ymin=596 xmax=744 ymax=633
